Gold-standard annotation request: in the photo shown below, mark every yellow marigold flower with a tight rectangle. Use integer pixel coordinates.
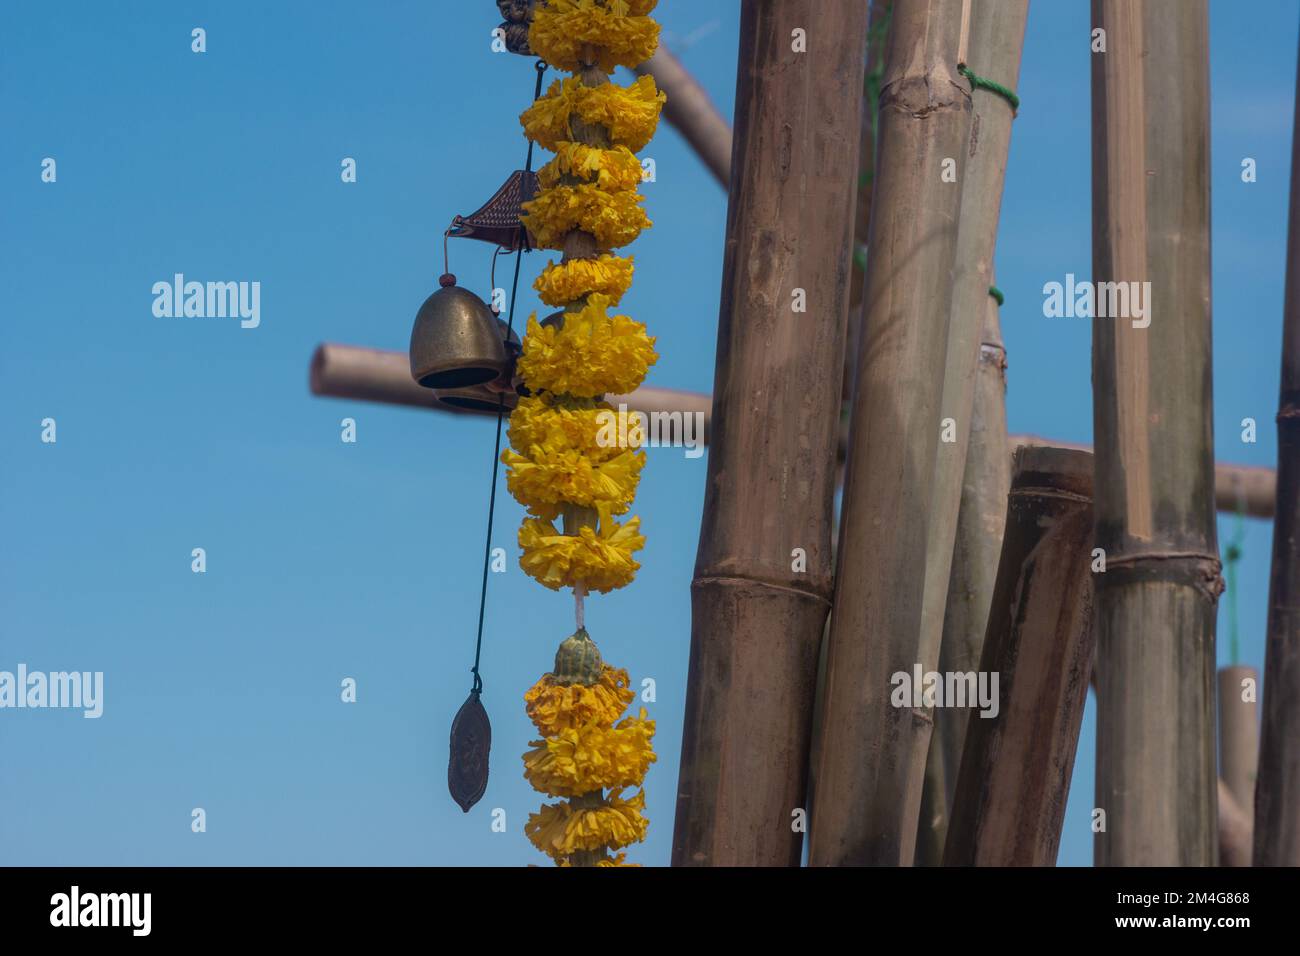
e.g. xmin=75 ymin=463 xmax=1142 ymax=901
xmin=534 ymin=254 xmax=635 ymax=307
xmin=525 ymin=664 xmax=636 ymax=736
xmin=557 ymin=852 xmax=637 ymax=867
xmin=522 ymin=709 xmax=656 ymax=797
xmin=518 ymin=506 xmax=645 ymax=593
xmin=525 ymin=789 xmax=649 ymax=859
xmin=503 ymin=447 xmax=643 ymax=517
xmin=537 ymin=142 xmax=645 ymax=193
xmin=529 ymin=1 xmax=660 ymax=74
xmin=523 ymin=182 xmax=650 ymax=251
xmin=521 ymin=75 xmax=665 ymax=154
xmin=502 ymin=396 xmax=645 ymax=516
xmin=507 ymin=392 xmax=645 ymax=456
xmin=517 ymin=294 xmax=658 ymax=398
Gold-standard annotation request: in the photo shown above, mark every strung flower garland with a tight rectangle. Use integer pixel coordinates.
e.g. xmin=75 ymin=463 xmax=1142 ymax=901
xmin=505 ymin=0 xmax=665 ymax=867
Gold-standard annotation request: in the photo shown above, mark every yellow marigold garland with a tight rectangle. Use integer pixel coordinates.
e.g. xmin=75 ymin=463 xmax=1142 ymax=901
xmin=528 ymin=0 xmax=660 ymax=74
xmin=537 ymin=142 xmax=645 ymax=192
xmin=534 ymin=254 xmax=635 ymax=306
xmin=558 ymin=852 xmax=635 ymax=867
xmin=507 ymin=393 xmax=645 ymax=457
xmin=520 ymin=75 xmax=666 ymax=153
xmin=502 ymin=396 xmax=646 ymax=516
xmin=525 ymin=789 xmax=650 ymax=859
xmin=517 ymin=294 xmax=658 ymax=397
xmin=522 ymin=709 xmax=656 ymax=797
xmin=509 ymin=1 xmax=663 ymax=867
xmin=522 ymin=182 xmax=651 ymax=250
xmin=517 ymin=509 xmax=644 ymax=594
xmin=525 ymin=664 xmax=635 ymax=735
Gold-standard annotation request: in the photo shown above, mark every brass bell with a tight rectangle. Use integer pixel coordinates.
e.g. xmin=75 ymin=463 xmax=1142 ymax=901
xmin=434 ymin=315 xmax=522 ymax=414
xmin=435 ymin=383 xmax=520 ymax=414
xmin=410 ymin=273 xmax=511 ymax=389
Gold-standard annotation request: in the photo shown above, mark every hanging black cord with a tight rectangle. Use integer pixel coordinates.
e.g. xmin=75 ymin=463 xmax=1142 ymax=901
xmin=468 ymin=59 xmax=548 ymax=698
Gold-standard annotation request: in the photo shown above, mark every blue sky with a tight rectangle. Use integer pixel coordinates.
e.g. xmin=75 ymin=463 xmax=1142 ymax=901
xmin=0 ymin=0 xmax=1291 ymax=867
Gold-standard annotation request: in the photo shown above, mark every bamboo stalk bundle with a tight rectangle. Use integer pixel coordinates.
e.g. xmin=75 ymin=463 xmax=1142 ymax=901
xmin=808 ymin=0 xmax=972 ymax=867
xmin=944 ymin=446 xmax=1095 ymax=866
xmin=1090 ymin=0 xmax=1218 ymax=866
xmin=913 ymin=0 xmax=1028 ymax=863
xmin=671 ymin=0 xmax=869 ymax=867
xmin=1254 ymin=29 xmax=1300 ymax=869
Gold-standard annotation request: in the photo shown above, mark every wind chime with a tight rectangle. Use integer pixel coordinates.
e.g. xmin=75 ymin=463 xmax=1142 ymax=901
xmin=408 ymin=0 xmax=665 ymax=867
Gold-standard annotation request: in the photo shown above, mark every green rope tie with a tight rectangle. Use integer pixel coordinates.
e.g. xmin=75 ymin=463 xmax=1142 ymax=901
xmin=988 ymin=285 xmax=1004 ymax=306
xmin=958 ymin=64 xmax=1020 ymax=113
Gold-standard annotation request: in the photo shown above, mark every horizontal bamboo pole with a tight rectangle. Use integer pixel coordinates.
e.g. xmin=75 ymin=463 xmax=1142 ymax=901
xmin=309 ymin=342 xmax=711 ymax=434
xmin=310 ymin=342 xmax=1276 ymax=517
xmin=634 ymin=46 xmax=732 ymax=189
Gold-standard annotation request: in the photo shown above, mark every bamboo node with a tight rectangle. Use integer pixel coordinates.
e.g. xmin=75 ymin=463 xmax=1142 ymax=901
xmin=879 ymin=70 xmax=971 ymax=120
xmin=1096 ymin=551 xmax=1226 ymax=603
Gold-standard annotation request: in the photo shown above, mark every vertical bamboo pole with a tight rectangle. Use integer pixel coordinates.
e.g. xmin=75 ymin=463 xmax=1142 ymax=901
xmin=1217 ymin=665 xmax=1258 ymax=864
xmin=914 ymin=720 xmax=949 ymax=866
xmin=672 ymin=0 xmax=870 ymax=867
xmin=808 ymin=0 xmax=972 ymax=867
xmin=1218 ymin=666 xmax=1259 ymax=818
xmin=808 ymin=0 xmax=893 ymax=826
xmin=944 ymin=447 xmax=1095 ymax=866
xmin=920 ymin=285 xmax=1013 ymax=863
xmin=1218 ymin=779 xmax=1253 ymax=867
xmin=913 ymin=0 xmax=1028 ymax=864
xmin=1254 ymin=29 xmax=1300 ymax=869
xmin=943 ymin=295 xmax=1011 ymax=796
xmin=1090 ymin=0 xmax=1219 ymax=866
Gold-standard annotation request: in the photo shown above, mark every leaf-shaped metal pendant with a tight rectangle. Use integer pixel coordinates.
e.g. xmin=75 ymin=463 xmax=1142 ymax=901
xmin=448 ymin=692 xmax=491 ymax=812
